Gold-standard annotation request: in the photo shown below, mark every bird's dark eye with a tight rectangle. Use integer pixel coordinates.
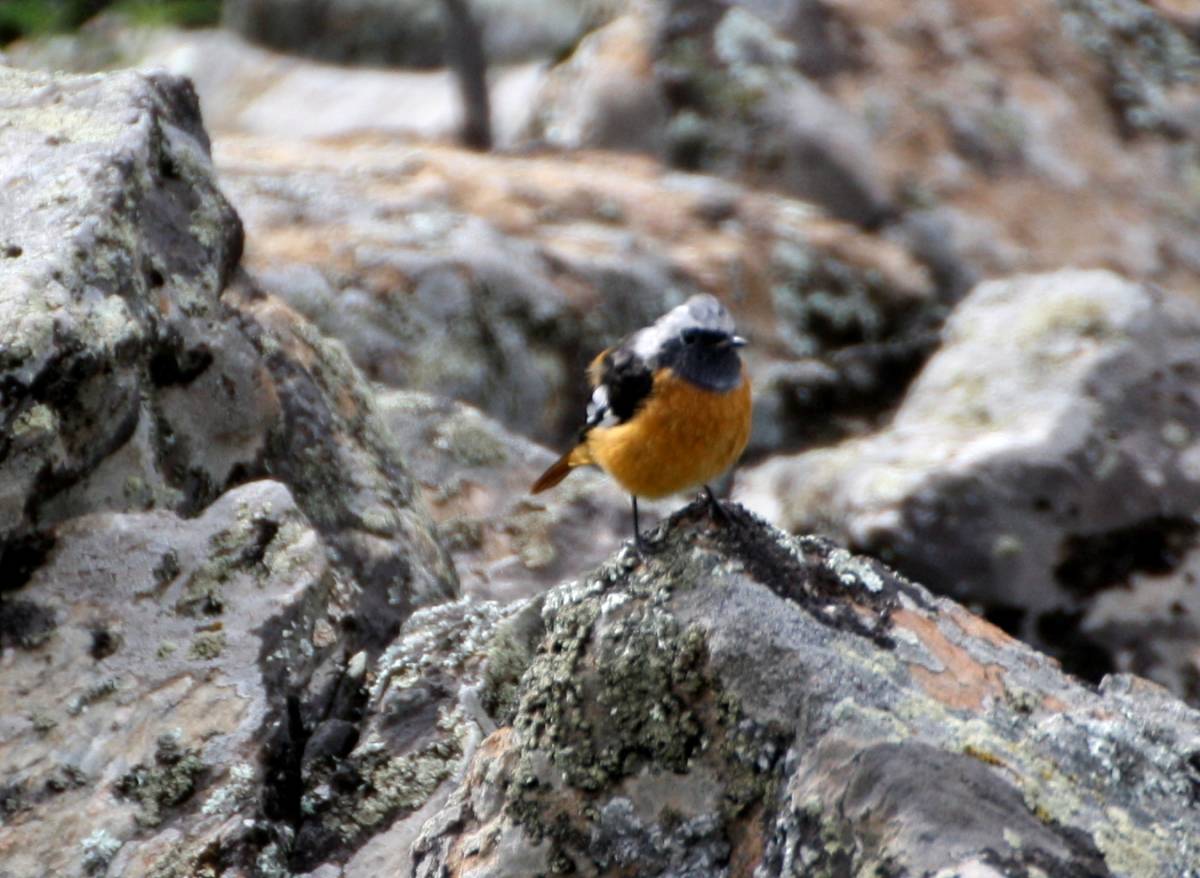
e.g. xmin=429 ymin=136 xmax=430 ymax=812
xmin=680 ymin=328 xmax=699 ymax=345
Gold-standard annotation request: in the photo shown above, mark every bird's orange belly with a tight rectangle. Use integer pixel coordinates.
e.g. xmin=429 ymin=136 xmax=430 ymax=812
xmin=587 ymin=370 xmax=751 ymax=499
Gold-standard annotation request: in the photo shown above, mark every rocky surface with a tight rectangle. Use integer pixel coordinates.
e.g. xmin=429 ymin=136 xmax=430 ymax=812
xmin=351 ymin=503 xmax=1200 ymax=878
xmin=0 ymin=63 xmax=453 ymax=876
xmin=0 ymin=481 xmax=333 ymax=877
xmin=0 ymin=65 xmax=454 ymax=611
xmin=739 ymin=269 xmax=1200 ymax=695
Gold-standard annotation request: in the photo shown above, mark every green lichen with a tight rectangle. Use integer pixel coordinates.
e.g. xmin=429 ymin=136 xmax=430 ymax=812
xmin=503 ymin=542 xmax=786 ymax=851
xmin=325 ymin=706 xmax=470 ymax=838
xmin=67 ymin=677 xmax=120 ymax=715
xmin=10 ymin=402 xmax=57 ymax=439
xmin=482 ymin=597 xmax=546 ymax=723
xmin=28 ymin=711 xmax=57 ymax=734
xmin=177 ymin=509 xmax=284 ymax=617
xmin=80 ymin=828 xmax=122 ymax=876
xmin=1058 ymin=0 xmax=1198 ymax=134
xmin=188 ymin=630 xmax=226 ymax=660
xmin=771 ymin=239 xmax=891 ymax=357
xmin=200 ymin=762 xmax=255 ymax=817
xmin=433 ymin=414 xmax=509 ymax=467
xmin=114 ymin=732 xmax=206 ymax=827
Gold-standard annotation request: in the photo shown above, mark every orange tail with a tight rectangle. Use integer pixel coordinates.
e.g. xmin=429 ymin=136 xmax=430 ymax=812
xmin=531 ymin=444 xmax=592 ymax=493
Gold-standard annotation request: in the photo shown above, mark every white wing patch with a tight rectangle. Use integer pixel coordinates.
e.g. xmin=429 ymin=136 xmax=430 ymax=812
xmin=585 ymin=384 xmax=620 ymax=429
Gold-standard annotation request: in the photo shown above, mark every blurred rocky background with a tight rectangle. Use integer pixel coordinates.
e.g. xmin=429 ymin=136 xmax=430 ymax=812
xmin=2 ymin=0 xmax=1200 ymax=875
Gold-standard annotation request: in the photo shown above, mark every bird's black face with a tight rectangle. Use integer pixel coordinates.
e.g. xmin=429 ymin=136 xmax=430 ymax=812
xmin=670 ymin=327 xmax=746 ymax=391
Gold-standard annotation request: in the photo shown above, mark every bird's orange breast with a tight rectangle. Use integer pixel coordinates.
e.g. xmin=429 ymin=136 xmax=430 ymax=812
xmin=586 ymin=368 xmax=751 ymax=499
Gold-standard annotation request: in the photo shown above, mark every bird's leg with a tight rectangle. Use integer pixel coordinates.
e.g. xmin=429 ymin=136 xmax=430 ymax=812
xmin=704 ymin=484 xmax=730 ymax=524
xmin=632 ymin=495 xmax=647 ymax=554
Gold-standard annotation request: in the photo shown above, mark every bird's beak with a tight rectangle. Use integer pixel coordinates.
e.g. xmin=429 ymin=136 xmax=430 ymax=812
xmin=730 ymin=335 xmax=747 ymax=348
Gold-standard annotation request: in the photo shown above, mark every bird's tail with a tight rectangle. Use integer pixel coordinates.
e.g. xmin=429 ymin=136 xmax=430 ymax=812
xmin=530 ymin=444 xmax=592 ymax=493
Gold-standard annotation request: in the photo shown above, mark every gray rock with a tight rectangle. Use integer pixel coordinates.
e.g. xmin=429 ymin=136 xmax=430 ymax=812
xmin=0 ymin=481 xmax=332 ymax=878
xmin=0 ymin=64 xmax=462 ymax=874
xmin=738 ymin=269 xmax=1200 ymax=692
xmin=0 ymin=64 xmax=455 ymax=613
xmin=0 ymin=66 xmax=244 ymax=577
xmin=222 ymin=0 xmax=610 ymax=68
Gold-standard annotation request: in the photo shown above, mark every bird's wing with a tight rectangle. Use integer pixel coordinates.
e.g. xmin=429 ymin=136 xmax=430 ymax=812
xmin=583 ymin=345 xmax=654 ymax=433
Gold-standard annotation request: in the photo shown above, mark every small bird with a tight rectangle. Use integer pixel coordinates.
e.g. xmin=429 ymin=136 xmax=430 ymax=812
xmin=531 ymin=294 xmax=752 ymax=551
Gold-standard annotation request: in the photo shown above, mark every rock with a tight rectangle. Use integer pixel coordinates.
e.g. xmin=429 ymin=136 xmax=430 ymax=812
xmin=737 ymin=269 xmax=1200 ymax=694
xmin=216 ymin=133 xmax=937 ymax=454
xmin=1081 ymin=541 xmax=1200 ymax=703
xmin=0 ymin=64 xmax=461 ymax=874
xmin=222 ymin=0 xmax=610 ymax=68
xmin=0 ymin=65 xmax=454 ymax=615
xmin=0 ymin=66 xmax=244 ymax=578
xmin=525 ymin=13 xmax=670 ymax=153
xmin=400 ymin=502 xmax=1200 ymax=877
xmin=827 ymin=0 xmax=1200 ymax=294
xmin=528 ymin=5 xmax=893 ymax=225
xmin=524 ymin=0 xmax=1200 ymax=292
xmin=0 ymin=481 xmax=333 ymax=877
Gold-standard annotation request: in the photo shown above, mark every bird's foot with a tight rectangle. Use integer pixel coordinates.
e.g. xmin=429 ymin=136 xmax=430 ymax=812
xmin=703 ymin=485 xmax=731 ymax=524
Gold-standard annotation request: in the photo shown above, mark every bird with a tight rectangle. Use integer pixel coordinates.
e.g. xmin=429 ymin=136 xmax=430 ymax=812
xmin=530 ymin=293 xmax=752 ymax=551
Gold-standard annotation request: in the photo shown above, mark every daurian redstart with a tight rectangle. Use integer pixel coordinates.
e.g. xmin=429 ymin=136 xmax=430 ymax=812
xmin=531 ymin=294 xmax=752 ymax=550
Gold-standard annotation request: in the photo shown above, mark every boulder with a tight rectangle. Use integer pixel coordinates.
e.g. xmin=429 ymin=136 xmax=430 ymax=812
xmin=0 ymin=64 xmax=458 ymax=875
xmin=527 ymin=5 xmax=893 ymax=227
xmin=738 ymin=269 xmax=1200 ymax=694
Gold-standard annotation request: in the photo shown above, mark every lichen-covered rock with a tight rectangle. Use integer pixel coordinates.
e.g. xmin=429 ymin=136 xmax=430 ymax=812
xmin=0 ymin=66 xmax=245 ymax=577
xmin=738 ymin=269 xmax=1200 ymax=697
xmin=405 ymin=502 xmax=1200 ymax=877
xmin=0 ymin=481 xmax=333 ymax=877
xmin=0 ymin=64 xmax=455 ymax=614
xmin=0 ymin=63 xmax=459 ymax=876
